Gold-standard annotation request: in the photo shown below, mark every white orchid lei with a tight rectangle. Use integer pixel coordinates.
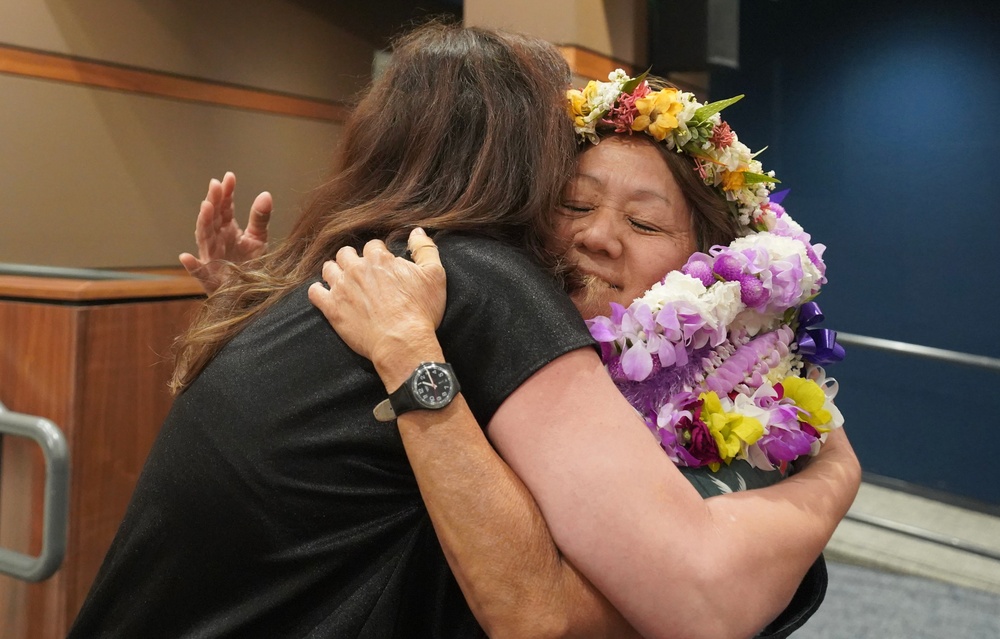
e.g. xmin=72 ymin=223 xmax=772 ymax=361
xmin=570 ymin=71 xmax=846 ymax=471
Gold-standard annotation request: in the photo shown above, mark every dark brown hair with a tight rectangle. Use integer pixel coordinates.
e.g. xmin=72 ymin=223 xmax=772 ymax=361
xmin=171 ymin=23 xmax=576 ymax=392
xmin=657 ymin=148 xmax=742 ymax=251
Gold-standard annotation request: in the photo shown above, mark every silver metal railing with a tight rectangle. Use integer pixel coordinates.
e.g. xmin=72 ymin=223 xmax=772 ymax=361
xmin=845 ymin=511 xmax=1000 ymax=562
xmin=834 ymin=332 xmax=1000 ymax=560
xmin=0 ymin=400 xmax=70 ymax=582
xmin=837 ymin=332 xmax=1000 ymax=373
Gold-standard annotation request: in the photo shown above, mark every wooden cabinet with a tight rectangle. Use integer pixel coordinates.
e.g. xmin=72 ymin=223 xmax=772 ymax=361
xmin=0 ymin=272 xmax=204 ymax=639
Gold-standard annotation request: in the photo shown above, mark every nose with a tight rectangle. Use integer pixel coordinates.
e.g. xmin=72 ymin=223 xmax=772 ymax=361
xmin=573 ymin=207 xmax=623 ymax=259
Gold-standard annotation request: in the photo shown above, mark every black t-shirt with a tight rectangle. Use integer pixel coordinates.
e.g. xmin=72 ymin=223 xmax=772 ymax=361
xmin=68 ymin=235 xmax=595 ymax=638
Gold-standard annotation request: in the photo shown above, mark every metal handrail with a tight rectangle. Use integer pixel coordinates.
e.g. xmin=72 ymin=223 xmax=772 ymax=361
xmin=844 ymin=511 xmax=1000 ymax=562
xmin=836 ymin=331 xmax=1000 ymax=560
xmin=837 ymin=332 xmax=1000 ymax=372
xmin=0 ymin=401 xmax=70 ymax=582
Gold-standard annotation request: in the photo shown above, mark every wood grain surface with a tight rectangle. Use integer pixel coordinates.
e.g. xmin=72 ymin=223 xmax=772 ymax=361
xmin=0 ymin=281 xmax=203 ymax=638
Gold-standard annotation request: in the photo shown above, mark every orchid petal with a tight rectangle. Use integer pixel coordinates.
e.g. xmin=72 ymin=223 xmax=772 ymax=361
xmin=621 ymin=345 xmax=654 ymax=381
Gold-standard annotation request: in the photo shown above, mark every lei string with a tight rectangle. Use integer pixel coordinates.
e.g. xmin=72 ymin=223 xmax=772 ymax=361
xmin=569 ymin=71 xmax=846 ymax=472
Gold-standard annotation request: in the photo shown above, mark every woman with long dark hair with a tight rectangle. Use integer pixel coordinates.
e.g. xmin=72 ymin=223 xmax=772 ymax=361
xmin=69 ymin=23 xmax=626 ymax=638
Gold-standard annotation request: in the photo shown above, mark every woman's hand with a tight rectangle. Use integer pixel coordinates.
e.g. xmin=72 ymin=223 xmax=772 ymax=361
xmin=308 ymin=229 xmax=447 ymax=388
xmin=179 ymin=171 xmax=272 ymax=294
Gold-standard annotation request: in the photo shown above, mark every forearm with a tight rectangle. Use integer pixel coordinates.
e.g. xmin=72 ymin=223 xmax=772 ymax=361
xmin=697 ymin=431 xmax=861 ymax=635
xmin=549 ymin=438 xmax=857 ymax=639
xmin=578 ymin=445 xmax=857 ymax=639
xmin=372 ymin=335 xmax=639 ymax=639
xmin=401 ymin=403 xmax=637 ymax=638
xmin=488 ymin=349 xmax=861 ymax=639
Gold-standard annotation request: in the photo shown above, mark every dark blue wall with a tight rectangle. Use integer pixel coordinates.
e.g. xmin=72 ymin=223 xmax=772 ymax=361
xmin=706 ymin=0 xmax=1000 ymax=506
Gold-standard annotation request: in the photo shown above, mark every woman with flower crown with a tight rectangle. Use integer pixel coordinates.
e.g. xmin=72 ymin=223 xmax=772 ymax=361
xmin=189 ymin=69 xmax=860 ymax=637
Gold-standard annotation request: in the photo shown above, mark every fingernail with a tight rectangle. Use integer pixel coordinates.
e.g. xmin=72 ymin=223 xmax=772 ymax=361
xmin=412 ymin=227 xmax=426 ymax=237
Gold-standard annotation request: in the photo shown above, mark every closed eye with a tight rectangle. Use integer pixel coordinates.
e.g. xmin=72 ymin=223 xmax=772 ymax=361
xmin=628 ymin=217 xmax=660 ymax=233
xmin=560 ymin=202 xmax=595 ymax=215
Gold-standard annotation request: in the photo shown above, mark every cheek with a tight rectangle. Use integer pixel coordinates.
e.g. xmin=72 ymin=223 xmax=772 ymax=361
xmin=633 ymin=241 xmax=696 ymax=291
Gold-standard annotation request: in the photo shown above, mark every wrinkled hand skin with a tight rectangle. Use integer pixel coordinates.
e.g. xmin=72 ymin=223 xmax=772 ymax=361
xmin=308 ymin=229 xmax=447 ymax=387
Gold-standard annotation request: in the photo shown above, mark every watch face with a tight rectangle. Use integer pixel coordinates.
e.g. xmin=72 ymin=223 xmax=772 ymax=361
xmin=411 ymin=363 xmax=456 ymax=409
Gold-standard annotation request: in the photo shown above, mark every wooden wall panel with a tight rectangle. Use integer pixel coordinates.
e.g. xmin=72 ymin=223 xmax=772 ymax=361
xmin=0 ymin=74 xmax=343 ymax=269
xmin=0 ymin=292 xmax=202 ymax=639
xmin=0 ymin=302 xmax=80 ymax=639
xmin=67 ymin=299 xmax=199 ymax=618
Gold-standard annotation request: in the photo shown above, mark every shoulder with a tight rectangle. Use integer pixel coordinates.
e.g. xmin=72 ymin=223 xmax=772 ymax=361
xmin=435 ymin=234 xmax=551 ymax=284
xmin=434 ymin=234 xmax=575 ymax=315
xmin=430 ymin=234 xmax=595 ymax=426
xmin=433 ymin=233 xmax=588 ymax=331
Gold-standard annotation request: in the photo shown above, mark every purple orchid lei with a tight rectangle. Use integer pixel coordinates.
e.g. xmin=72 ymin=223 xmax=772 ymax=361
xmin=571 ymin=71 xmax=846 ymax=472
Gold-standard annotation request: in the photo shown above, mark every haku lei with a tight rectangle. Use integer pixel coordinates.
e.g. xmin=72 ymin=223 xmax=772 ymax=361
xmin=571 ymin=71 xmax=846 ymax=471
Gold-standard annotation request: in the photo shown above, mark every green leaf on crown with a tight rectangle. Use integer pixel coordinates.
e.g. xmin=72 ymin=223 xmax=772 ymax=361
xmin=693 ymin=95 xmax=744 ymax=124
xmin=742 ymin=172 xmax=780 ymax=185
xmin=621 ymin=69 xmax=650 ymax=95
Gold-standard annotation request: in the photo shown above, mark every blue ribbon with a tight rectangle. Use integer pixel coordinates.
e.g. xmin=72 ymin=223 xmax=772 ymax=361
xmin=796 ymin=302 xmax=846 ymax=365
xmin=769 ymin=188 xmax=791 ymax=205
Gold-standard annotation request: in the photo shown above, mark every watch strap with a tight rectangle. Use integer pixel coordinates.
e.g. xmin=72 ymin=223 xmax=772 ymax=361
xmin=372 ymin=398 xmax=398 ymax=422
xmin=372 ymin=362 xmax=459 ymax=422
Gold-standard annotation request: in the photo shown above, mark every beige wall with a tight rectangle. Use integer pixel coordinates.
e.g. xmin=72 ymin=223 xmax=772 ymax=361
xmin=0 ymin=0 xmax=375 ymax=268
xmin=0 ymin=1 xmax=650 ymax=269
xmin=465 ymin=0 xmax=647 ymax=69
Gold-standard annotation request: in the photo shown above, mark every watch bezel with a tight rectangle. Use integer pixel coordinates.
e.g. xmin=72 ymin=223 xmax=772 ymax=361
xmin=408 ymin=362 xmax=457 ymax=409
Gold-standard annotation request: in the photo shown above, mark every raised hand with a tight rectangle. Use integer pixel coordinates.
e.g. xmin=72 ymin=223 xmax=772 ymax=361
xmin=308 ymin=228 xmax=447 ymax=370
xmin=179 ymin=171 xmax=272 ymax=294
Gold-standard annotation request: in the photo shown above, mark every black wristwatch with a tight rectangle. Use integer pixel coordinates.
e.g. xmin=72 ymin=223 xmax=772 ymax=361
xmin=372 ymin=362 xmax=461 ymax=422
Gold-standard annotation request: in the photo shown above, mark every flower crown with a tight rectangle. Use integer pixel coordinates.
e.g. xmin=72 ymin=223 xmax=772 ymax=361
xmin=567 ymin=69 xmax=777 ymax=231
xmin=568 ymin=71 xmax=846 ymax=472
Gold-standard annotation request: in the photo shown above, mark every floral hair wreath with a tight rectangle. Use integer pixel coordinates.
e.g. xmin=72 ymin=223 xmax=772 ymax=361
xmin=567 ymin=69 xmax=777 ymax=232
xmin=568 ymin=71 xmax=846 ymax=472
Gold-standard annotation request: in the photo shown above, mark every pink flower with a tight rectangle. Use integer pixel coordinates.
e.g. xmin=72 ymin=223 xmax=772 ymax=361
xmin=605 ymin=81 xmax=651 ymax=133
xmin=586 ymin=302 xmax=628 ymax=343
xmin=757 ymin=403 xmax=819 ymax=464
xmin=709 ymin=121 xmax=736 ymax=148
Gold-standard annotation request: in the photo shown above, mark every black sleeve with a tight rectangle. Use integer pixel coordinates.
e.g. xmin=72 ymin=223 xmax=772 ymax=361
xmin=433 ymin=235 xmax=596 ymax=428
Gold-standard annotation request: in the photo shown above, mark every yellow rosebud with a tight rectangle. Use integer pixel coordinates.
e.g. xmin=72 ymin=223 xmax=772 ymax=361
xmin=566 ymin=89 xmax=587 ymax=115
xmin=781 ymin=377 xmax=832 ymax=431
xmin=566 ymin=90 xmax=591 ymax=128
